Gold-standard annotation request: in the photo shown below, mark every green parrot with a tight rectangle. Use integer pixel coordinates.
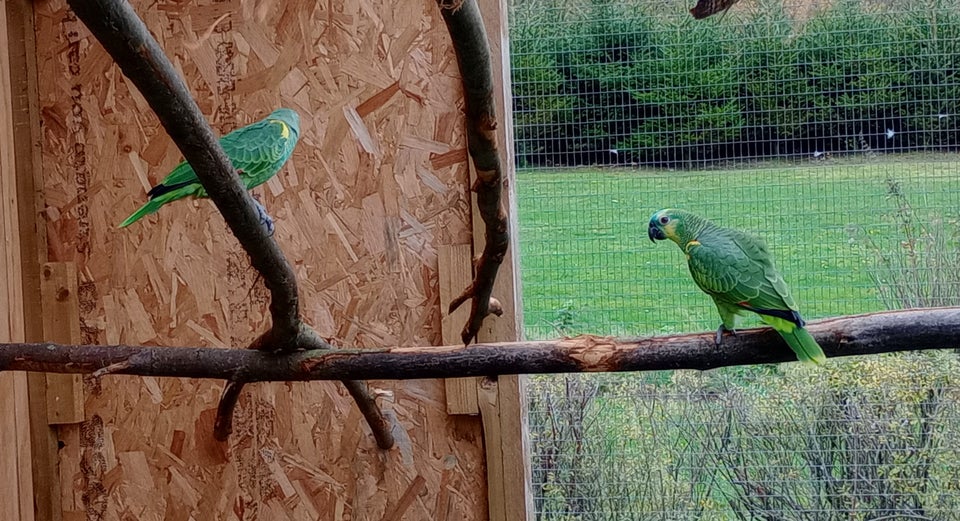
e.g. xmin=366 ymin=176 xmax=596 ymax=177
xmin=647 ymin=208 xmax=826 ymax=364
xmin=120 ymin=107 xmax=301 ymax=235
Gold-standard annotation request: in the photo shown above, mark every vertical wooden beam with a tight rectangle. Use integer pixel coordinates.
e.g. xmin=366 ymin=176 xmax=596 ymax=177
xmin=493 ymin=374 xmax=534 ymax=520
xmin=476 ymin=377 xmax=506 ymax=521
xmin=5 ymin=0 xmax=45 ymax=339
xmin=25 ymin=375 xmax=63 ymax=521
xmin=439 ymin=244 xmax=480 ymax=415
xmin=40 ymin=263 xmax=85 ymax=424
xmin=470 ymin=0 xmax=533 ymax=518
xmin=0 ymin=1 xmax=37 ymax=519
xmin=5 ymin=1 xmax=58 ymax=520
xmin=0 ymin=374 xmax=34 ymax=521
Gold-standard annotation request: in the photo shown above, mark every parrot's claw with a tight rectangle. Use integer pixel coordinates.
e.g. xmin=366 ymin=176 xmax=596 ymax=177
xmin=714 ymin=325 xmax=737 ymax=349
xmin=252 ymin=198 xmax=275 ymax=237
xmin=262 ymin=214 xmax=275 ymax=237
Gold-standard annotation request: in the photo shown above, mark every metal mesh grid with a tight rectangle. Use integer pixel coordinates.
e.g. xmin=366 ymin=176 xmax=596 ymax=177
xmin=528 ymin=359 xmax=960 ymax=520
xmin=518 ymin=160 xmax=960 ymax=339
xmin=510 ymin=0 xmax=960 ymax=169
xmin=510 ymin=0 xmax=960 ymax=518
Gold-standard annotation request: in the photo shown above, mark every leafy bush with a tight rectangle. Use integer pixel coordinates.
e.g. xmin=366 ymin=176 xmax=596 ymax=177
xmin=529 ymin=355 xmax=960 ymax=520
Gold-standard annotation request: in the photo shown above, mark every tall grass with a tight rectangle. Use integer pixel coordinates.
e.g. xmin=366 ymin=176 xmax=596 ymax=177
xmin=847 ymin=177 xmax=960 ymax=309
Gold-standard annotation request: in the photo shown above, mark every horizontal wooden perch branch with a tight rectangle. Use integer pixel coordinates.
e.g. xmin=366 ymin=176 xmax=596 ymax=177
xmin=3 ymin=308 xmax=958 ymax=380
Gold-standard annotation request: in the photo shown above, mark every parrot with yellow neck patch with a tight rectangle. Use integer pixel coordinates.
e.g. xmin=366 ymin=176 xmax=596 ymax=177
xmin=120 ymin=107 xmax=301 ymax=235
xmin=648 ymin=208 xmax=826 ymax=365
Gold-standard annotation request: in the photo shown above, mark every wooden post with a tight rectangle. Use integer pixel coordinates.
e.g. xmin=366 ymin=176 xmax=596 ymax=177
xmin=471 ymin=0 xmax=533 ymax=518
xmin=5 ymin=1 xmax=59 ymax=520
xmin=40 ymin=263 xmax=85 ymax=424
xmin=0 ymin=2 xmax=37 ymax=519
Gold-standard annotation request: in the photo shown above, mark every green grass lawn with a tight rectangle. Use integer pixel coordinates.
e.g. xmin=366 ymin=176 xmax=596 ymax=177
xmin=516 ymin=154 xmax=960 ymax=339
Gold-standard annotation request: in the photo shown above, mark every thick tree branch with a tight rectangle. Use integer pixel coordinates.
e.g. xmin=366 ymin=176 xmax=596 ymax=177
xmin=439 ymin=0 xmax=510 ymax=345
xmin=4 ymin=308 xmax=960 ymax=379
xmin=65 ymin=0 xmax=392 ymax=449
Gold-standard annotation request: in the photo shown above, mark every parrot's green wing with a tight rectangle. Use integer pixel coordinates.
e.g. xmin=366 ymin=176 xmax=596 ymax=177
xmin=685 ymin=228 xmax=795 ymax=314
xmin=220 ymin=118 xmax=296 ymax=189
xmin=120 ymin=115 xmax=297 ymax=228
xmin=157 ymin=117 xmax=295 ymax=197
xmin=687 ymin=227 xmax=826 ymax=364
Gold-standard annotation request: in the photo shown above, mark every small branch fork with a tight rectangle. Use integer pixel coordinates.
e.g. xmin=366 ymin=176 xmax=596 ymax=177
xmin=4 ymin=308 xmax=960 ymax=379
xmin=438 ymin=0 xmax=511 ymax=345
xmin=65 ymin=0 xmax=393 ymax=448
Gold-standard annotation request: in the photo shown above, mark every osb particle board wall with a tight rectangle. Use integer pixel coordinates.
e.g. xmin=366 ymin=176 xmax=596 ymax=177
xmin=33 ymin=0 xmax=489 ymax=518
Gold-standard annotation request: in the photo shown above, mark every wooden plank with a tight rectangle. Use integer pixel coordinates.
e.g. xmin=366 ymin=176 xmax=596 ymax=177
xmin=27 ymin=373 xmax=63 ymax=521
xmin=438 ymin=243 xmax=480 ymax=415
xmin=470 ymin=0 xmax=531 ymax=517
xmin=0 ymin=0 xmax=26 ymax=352
xmin=477 ymin=378 xmax=506 ymax=521
xmin=0 ymin=1 xmax=36 ymax=518
xmin=0 ymin=374 xmax=35 ymax=521
xmin=497 ymin=375 xmax=536 ymax=518
xmin=6 ymin=0 xmax=63 ymax=519
xmin=40 ymin=263 xmax=85 ymax=424
xmin=6 ymin=0 xmax=45 ymax=345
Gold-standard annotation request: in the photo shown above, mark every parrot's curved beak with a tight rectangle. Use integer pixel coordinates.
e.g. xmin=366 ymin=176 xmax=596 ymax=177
xmin=648 ymin=223 xmax=665 ymax=242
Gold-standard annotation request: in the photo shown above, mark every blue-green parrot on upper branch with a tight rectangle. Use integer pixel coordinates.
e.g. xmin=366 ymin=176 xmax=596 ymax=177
xmin=120 ymin=107 xmax=301 ymax=235
xmin=648 ymin=208 xmax=826 ymax=365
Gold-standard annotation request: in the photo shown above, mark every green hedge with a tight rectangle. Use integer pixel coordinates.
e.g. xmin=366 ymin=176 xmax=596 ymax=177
xmin=510 ymin=0 xmax=960 ymax=167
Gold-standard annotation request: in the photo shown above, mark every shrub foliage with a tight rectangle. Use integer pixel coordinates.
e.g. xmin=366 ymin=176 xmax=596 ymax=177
xmin=510 ymin=0 xmax=960 ymax=167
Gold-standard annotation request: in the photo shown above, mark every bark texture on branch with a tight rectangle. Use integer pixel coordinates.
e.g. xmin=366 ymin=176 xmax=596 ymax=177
xmin=439 ymin=0 xmax=510 ymax=345
xmin=65 ymin=0 xmax=392 ymax=449
xmin=4 ymin=308 xmax=959 ymax=379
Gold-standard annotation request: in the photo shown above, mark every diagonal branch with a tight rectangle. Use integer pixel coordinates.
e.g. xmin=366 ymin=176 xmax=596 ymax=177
xmin=439 ymin=0 xmax=511 ymax=345
xmin=4 ymin=308 xmax=960 ymax=379
xmin=65 ymin=0 xmax=392 ymax=449
xmin=67 ymin=0 xmax=298 ymax=341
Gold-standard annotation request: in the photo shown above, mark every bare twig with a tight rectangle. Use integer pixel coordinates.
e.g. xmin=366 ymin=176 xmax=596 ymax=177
xmin=4 ymin=308 xmax=960 ymax=379
xmin=65 ymin=0 xmax=393 ymax=449
xmin=213 ymin=381 xmax=243 ymax=440
xmin=342 ymin=380 xmax=396 ymax=450
xmin=438 ymin=0 xmax=510 ymax=345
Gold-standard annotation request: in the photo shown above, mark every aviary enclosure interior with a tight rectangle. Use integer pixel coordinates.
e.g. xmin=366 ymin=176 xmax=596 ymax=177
xmin=0 ymin=0 xmax=525 ymax=519
xmin=3 ymin=0 xmax=960 ymax=520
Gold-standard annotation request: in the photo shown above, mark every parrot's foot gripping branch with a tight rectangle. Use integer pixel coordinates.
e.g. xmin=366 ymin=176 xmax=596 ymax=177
xmin=714 ymin=324 xmax=737 ymax=348
xmin=252 ymin=198 xmax=275 ymax=237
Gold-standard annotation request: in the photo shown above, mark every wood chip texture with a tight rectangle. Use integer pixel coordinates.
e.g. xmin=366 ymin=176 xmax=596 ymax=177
xmin=34 ymin=0 xmax=484 ymax=518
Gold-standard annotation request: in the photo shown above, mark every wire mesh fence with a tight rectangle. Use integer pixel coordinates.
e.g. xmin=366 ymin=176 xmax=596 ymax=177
xmin=509 ymin=0 xmax=960 ymax=518
xmin=528 ymin=360 xmax=960 ymax=520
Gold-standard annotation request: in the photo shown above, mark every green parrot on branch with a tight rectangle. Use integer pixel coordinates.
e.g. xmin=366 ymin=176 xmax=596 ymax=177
xmin=648 ymin=208 xmax=826 ymax=365
xmin=120 ymin=107 xmax=301 ymax=235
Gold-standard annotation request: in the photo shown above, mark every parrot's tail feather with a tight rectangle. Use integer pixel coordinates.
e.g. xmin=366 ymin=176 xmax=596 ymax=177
xmin=738 ymin=304 xmax=804 ymax=327
xmin=147 ymin=180 xmax=194 ymax=198
xmin=780 ymin=326 xmax=827 ymax=365
xmin=759 ymin=314 xmax=827 ymax=365
xmin=120 ymin=186 xmax=198 ymax=228
xmin=119 ymin=201 xmax=161 ymax=228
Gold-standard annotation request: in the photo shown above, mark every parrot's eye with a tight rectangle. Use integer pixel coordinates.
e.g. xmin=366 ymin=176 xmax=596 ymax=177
xmin=659 ymin=216 xmax=670 ymax=225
